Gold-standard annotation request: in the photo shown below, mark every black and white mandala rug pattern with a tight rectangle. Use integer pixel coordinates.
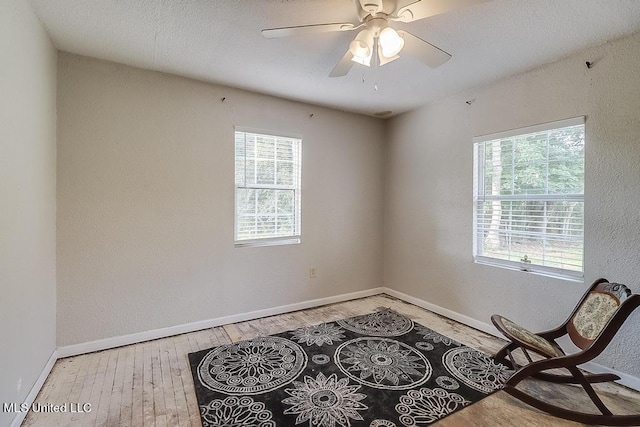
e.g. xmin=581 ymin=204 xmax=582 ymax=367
xmin=337 ymin=309 xmax=414 ymax=337
xmin=335 ymin=337 xmax=431 ymax=390
xmin=189 ymin=311 xmax=510 ymax=427
xmin=443 ymin=347 xmax=513 ymax=394
xmin=290 ymin=322 xmax=347 ymax=347
xmin=414 ymin=325 xmax=460 ymax=347
xmin=200 ymin=396 xmax=276 ymax=427
xmin=283 ymin=372 xmax=368 ymax=426
xmin=396 ymin=388 xmax=470 ymax=426
xmin=197 ymin=336 xmax=307 ymax=395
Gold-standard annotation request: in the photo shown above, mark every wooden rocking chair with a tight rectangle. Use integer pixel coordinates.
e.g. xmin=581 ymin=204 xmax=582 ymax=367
xmin=491 ymin=278 xmax=640 ymax=426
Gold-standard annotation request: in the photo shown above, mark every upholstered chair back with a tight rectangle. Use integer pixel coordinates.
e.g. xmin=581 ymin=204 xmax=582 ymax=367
xmin=567 ymin=282 xmax=632 ymax=349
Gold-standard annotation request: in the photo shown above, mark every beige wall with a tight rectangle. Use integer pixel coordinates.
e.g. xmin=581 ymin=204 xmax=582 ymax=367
xmin=56 ymin=53 xmax=385 ymax=346
xmin=384 ymin=32 xmax=640 ymax=377
xmin=0 ymin=0 xmax=57 ymax=425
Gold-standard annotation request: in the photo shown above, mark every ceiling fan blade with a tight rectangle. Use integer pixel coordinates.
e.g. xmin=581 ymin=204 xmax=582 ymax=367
xmin=329 ymin=50 xmax=356 ymax=77
xmin=262 ymin=23 xmax=357 ymax=39
xmin=397 ymin=30 xmax=451 ymax=68
xmin=394 ymin=0 xmax=491 ymax=22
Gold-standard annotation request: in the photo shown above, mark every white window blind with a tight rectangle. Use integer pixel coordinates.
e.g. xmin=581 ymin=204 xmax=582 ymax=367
xmin=473 ymin=117 xmax=585 ymax=280
xmin=235 ymin=129 xmax=302 ymax=246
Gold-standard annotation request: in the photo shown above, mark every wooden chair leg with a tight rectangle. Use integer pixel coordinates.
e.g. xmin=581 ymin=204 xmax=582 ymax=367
xmin=568 ymin=366 xmax=612 ymax=416
xmin=506 ymin=357 xmax=557 ymax=388
xmin=494 ymin=342 xmax=519 ymax=368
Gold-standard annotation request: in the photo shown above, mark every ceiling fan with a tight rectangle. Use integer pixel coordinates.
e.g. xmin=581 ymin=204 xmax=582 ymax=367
xmin=262 ymin=0 xmax=491 ymax=77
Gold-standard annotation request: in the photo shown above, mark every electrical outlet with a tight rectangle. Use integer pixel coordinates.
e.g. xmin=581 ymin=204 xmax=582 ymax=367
xmin=309 ymin=267 xmax=317 ymax=279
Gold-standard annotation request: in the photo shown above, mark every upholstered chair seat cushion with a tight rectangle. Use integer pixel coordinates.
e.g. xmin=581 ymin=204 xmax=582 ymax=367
xmin=492 ymin=315 xmax=560 ymax=358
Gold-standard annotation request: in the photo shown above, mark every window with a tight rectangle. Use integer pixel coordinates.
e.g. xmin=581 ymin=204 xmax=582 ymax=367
xmin=473 ymin=117 xmax=585 ymax=280
xmin=234 ymin=129 xmax=302 ymax=247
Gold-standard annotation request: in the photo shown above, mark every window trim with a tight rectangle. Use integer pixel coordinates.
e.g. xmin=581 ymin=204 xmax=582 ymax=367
xmin=234 ymin=237 xmax=301 ymax=248
xmin=472 ymin=117 xmax=585 ymax=145
xmin=234 ymin=127 xmax=302 ymax=248
xmin=472 ymin=116 xmax=585 ymax=281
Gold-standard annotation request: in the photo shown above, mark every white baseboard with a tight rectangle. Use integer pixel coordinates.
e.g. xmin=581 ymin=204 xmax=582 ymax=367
xmin=381 ymin=287 xmax=501 ymax=338
xmin=28 ymin=283 xmax=639 ymax=422
xmin=581 ymin=361 xmax=640 ymax=392
xmin=57 ymin=287 xmax=386 ymax=358
xmin=11 ymin=350 xmax=58 ymax=427
xmin=381 ymin=287 xmax=640 ymax=392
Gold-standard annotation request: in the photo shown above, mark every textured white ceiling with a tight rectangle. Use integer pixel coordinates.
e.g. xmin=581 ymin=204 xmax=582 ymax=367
xmin=31 ymin=0 xmax=640 ymax=117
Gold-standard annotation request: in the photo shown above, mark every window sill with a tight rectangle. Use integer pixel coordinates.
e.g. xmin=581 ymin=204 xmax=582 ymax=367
xmin=235 ymin=237 xmax=301 ymax=248
xmin=474 ymin=256 xmax=584 ymax=283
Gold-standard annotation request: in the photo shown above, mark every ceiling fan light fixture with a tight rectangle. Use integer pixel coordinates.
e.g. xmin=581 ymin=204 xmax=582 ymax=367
xmin=349 ymin=29 xmax=374 ymax=66
xmin=349 ymin=40 xmax=370 ymax=58
xmin=378 ymin=48 xmax=399 ymax=66
xmin=379 ymin=26 xmax=404 ymax=58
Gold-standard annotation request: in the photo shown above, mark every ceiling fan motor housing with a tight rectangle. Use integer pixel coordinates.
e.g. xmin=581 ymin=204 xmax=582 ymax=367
xmin=359 ymin=0 xmax=383 ymax=14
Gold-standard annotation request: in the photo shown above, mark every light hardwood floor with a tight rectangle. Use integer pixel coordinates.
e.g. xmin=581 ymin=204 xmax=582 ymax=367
xmin=22 ymin=294 xmax=640 ymax=426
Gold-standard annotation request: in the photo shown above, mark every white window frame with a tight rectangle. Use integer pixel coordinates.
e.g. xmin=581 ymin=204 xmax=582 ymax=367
xmin=234 ymin=128 xmax=302 ymax=248
xmin=472 ymin=117 xmax=585 ymax=281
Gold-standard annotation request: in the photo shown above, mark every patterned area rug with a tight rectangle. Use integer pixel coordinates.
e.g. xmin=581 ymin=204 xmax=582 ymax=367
xmin=188 ymin=309 xmax=512 ymax=426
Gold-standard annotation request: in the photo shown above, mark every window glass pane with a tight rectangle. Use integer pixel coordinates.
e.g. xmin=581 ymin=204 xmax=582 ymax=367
xmin=513 ymin=135 xmax=549 ymax=195
xmin=277 ymin=162 xmax=294 ymax=186
xmin=256 ymin=189 xmax=276 ymax=214
xmin=476 ymin=200 xmax=584 ymax=272
xmin=256 ymin=160 xmax=275 ymax=184
xmin=548 ymin=125 xmax=585 ymax=194
xmin=245 ymin=159 xmax=256 ymax=185
xmin=256 ymin=135 xmax=275 ymax=154
xmin=277 ymin=140 xmax=294 ymax=161
xmin=277 ymin=190 xmax=294 ymax=214
xmin=257 ymin=215 xmax=276 ymax=234
xmin=236 ymin=189 xmax=255 ymax=214
xmin=246 ymin=135 xmax=256 ymax=158
xmin=235 ymin=134 xmax=246 ymax=186
xmin=251 ymin=190 xmax=296 ymax=231
xmin=277 ymin=215 xmax=293 ymax=235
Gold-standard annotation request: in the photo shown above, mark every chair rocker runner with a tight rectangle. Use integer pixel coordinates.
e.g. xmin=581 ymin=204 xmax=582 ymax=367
xmin=491 ymin=278 xmax=640 ymax=426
